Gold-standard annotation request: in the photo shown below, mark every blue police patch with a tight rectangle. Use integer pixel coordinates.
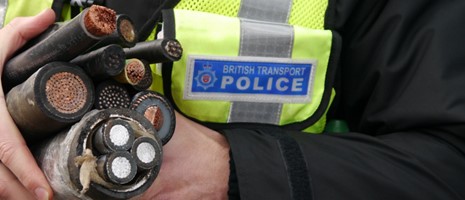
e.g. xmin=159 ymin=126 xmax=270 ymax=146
xmin=185 ymin=55 xmax=316 ymax=103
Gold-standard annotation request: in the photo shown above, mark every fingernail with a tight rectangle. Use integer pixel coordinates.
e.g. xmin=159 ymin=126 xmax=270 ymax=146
xmin=34 ymin=187 xmax=49 ymax=200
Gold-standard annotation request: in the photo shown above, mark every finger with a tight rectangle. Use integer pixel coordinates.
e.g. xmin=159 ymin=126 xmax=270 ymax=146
xmin=0 ymin=107 xmax=52 ymax=200
xmin=0 ymin=8 xmax=55 ymax=65
xmin=0 ymin=9 xmax=55 ymax=200
xmin=0 ymin=163 xmax=36 ymax=200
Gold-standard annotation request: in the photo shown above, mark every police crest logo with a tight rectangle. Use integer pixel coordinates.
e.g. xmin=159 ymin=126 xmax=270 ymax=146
xmin=194 ymin=64 xmax=218 ymax=90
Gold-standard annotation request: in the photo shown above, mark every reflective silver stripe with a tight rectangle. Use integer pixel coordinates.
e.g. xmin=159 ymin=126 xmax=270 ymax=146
xmin=229 ymin=18 xmax=294 ymax=124
xmin=0 ymin=0 xmax=7 ymax=28
xmin=238 ymin=0 xmax=292 ymax=23
xmin=229 ymin=101 xmax=283 ymax=124
xmin=239 ymin=20 xmax=294 ymax=57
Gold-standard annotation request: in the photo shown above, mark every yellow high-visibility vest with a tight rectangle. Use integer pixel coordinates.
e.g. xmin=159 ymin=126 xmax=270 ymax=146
xmin=155 ymin=0 xmax=340 ymax=133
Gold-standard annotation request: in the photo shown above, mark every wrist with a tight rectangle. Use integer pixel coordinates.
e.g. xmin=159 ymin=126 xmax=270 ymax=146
xmin=140 ymin=112 xmax=230 ymax=199
xmin=172 ymin=112 xmax=230 ymax=195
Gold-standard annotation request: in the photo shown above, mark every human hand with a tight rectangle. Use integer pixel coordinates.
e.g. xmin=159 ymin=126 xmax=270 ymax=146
xmin=138 ymin=112 xmax=230 ymax=200
xmin=0 ymin=9 xmax=55 ymax=200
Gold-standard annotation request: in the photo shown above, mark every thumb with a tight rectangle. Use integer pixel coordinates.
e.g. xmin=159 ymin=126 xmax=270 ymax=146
xmin=0 ymin=8 xmax=55 ymax=65
xmin=0 ymin=8 xmax=56 ymax=200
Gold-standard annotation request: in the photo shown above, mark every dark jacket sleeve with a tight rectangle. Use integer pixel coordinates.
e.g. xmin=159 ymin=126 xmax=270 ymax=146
xmin=222 ymin=127 xmax=465 ymax=200
xmin=221 ymin=0 xmax=465 ymax=199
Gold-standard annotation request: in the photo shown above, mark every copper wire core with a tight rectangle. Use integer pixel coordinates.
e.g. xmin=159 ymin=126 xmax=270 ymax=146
xmin=135 ymin=71 xmax=152 ymax=90
xmin=97 ymin=84 xmax=130 ymax=109
xmin=144 ymin=106 xmax=164 ymax=131
xmin=45 ymin=72 xmax=88 ymax=114
xmin=84 ymin=5 xmax=116 ymax=37
xmin=126 ymin=60 xmax=145 ymax=85
xmin=108 ymin=52 xmax=123 ymax=71
xmin=120 ymin=19 xmax=136 ymax=42
xmin=165 ymin=40 xmax=183 ymax=58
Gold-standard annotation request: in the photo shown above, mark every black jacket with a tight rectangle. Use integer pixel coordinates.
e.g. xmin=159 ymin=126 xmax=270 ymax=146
xmin=223 ymin=0 xmax=465 ymax=199
xmin=108 ymin=0 xmax=465 ymax=199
